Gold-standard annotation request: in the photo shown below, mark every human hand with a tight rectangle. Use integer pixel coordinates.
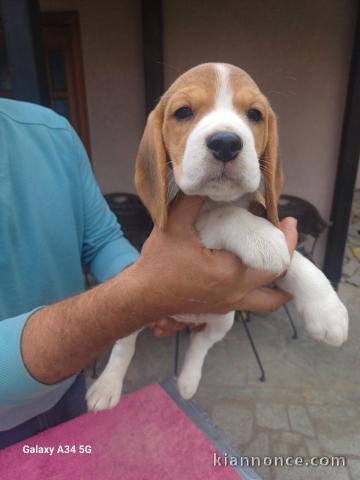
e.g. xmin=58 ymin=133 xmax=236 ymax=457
xmin=149 ymin=317 xmax=206 ymax=337
xmin=134 ymin=194 xmax=298 ymax=319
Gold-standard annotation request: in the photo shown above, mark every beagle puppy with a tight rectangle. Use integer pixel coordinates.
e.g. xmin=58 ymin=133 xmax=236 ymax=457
xmin=87 ymin=63 xmax=348 ymax=410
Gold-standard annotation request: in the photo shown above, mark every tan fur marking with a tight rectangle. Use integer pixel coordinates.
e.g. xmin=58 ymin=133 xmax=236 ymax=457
xmin=228 ymin=64 xmax=283 ymax=225
xmin=135 ymin=63 xmax=282 ymax=228
xmin=136 ymin=64 xmax=219 ymax=228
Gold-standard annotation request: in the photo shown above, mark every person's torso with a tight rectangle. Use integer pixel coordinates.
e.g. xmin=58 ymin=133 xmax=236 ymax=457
xmin=0 ymin=98 xmax=86 ymax=320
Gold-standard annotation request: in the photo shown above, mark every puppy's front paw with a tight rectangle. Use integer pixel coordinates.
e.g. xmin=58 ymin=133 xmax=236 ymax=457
xmin=302 ymin=294 xmax=348 ymax=347
xmin=177 ymin=370 xmax=201 ymax=400
xmin=86 ymin=374 xmax=123 ymax=412
xmin=245 ymin=226 xmax=290 ymax=275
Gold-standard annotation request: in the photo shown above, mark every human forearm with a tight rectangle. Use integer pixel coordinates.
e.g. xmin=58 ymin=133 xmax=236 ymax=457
xmin=21 ymin=264 xmax=154 ymax=385
xmin=21 ymin=197 xmax=297 ymax=387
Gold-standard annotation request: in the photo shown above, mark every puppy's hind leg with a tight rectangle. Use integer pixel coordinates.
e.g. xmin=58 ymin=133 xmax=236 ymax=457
xmin=86 ymin=330 xmax=141 ymax=412
xmin=177 ymin=313 xmax=234 ymax=400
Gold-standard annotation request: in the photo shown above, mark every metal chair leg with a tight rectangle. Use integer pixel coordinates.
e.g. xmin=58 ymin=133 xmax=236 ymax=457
xmin=238 ymin=312 xmax=266 ymax=382
xmin=174 ymin=331 xmax=181 ymax=377
xmin=283 ymin=304 xmax=298 ymax=339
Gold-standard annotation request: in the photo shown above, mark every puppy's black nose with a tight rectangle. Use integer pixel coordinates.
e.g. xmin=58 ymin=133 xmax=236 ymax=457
xmin=206 ymin=132 xmax=243 ymax=162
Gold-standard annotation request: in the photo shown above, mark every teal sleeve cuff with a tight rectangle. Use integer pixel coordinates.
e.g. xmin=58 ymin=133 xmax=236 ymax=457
xmin=0 ymin=308 xmax=74 ymax=406
xmin=90 ymin=237 xmax=139 ymax=283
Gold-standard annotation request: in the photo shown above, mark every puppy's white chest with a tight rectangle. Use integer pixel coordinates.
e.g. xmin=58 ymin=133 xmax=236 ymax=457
xmin=195 ymin=198 xmax=251 ymax=250
xmin=195 ymin=205 xmax=242 ymax=250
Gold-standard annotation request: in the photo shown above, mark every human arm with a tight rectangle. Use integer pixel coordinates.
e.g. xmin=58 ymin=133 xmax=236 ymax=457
xmin=20 ymin=195 xmax=297 ymax=386
xmin=149 ymin=216 xmax=297 ymax=336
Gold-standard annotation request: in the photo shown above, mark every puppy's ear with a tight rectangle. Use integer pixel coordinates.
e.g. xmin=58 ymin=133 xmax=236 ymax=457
xmin=261 ymin=107 xmax=283 ymax=227
xmin=135 ymin=104 xmax=168 ymax=229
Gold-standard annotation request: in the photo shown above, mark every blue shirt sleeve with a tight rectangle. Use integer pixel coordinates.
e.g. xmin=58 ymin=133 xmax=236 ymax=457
xmin=0 ymin=308 xmax=74 ymax=406
xmin=71 ymin=127 xmax=139 ymax=282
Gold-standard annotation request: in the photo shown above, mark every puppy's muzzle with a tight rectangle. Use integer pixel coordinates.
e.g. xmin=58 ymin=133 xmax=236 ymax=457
xmin=206 ymin=131 xmax=243 ymax=163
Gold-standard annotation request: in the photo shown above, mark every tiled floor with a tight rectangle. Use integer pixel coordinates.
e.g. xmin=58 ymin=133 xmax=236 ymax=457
xmin=86 ymin=191 xmax=360 ymax=480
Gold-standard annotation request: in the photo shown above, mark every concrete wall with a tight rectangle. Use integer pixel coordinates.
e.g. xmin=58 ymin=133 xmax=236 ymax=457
xmin=40 ymin=0 xmax=145 ymax=194
xmin=41 ymin=0 xmax=357 ymax=261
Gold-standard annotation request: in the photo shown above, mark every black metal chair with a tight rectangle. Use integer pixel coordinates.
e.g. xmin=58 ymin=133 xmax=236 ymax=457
xmin=104 ymin=192 xmax=153 ymax=250
xmin=239 ymin=195 xmax=329 ymax=381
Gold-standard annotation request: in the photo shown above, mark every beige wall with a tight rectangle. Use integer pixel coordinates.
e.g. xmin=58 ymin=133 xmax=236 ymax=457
xmin=163 ymin=0 xmax=356 ymax=223
xmin=41 ymin=0 xmax=357 ymax=261
xmin=41 ymin=0 xmax=145 ymax=194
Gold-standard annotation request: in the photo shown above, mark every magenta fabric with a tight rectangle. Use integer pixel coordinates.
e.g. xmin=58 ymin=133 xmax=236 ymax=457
xmin=0 ymin=383 xmax=242 ymax=480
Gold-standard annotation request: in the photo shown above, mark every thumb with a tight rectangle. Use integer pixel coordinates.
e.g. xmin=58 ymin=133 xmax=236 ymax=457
xmin=167 ymin=193 xmax=204 ymax=232
xmin=280 ymin=217 xmax=298 ymax=257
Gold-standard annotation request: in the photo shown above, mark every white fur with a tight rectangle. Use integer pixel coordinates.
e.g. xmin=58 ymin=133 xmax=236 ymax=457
xmin=277 ymin=252 xmax=348 ymax=346
xmin=87 ymin=331 xmax=140 ymax=411
xmin=87 ymin=63 xmax=348 ymax=411
xmin=197 ymin=205 xmax=290 ymax=274
xmin=214 ymin=63 xmax=233 ymax=109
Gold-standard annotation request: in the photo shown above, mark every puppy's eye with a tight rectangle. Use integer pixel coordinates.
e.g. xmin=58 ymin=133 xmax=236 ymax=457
xmin=174 ymin=106 xmax=194 ymax=120
xmin=247 ymin=108 xmax=263 ymax=123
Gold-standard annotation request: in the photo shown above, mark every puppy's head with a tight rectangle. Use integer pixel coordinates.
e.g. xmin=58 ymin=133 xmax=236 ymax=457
xmin=135 ymin=63 xmax=282 ymax=229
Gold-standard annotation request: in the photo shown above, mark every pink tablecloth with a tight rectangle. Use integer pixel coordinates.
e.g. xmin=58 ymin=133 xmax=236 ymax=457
xmin=0 ymin=383 xmax=242 ymax=480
